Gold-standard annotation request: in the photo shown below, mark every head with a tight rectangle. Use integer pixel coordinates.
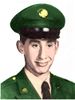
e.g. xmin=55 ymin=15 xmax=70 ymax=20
xmin=16 ymin=36 xmax=59 ymax=76
xmin=10 ymin=3 xmax=65 ymax=76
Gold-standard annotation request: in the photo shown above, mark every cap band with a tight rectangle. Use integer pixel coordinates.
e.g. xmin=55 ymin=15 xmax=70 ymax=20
xmin=20 ymin=28 xmax=60 ymax=39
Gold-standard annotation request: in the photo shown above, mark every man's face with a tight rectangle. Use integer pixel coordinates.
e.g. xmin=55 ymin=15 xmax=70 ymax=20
xmin=18 ymin=38 xmax=59 ymax=76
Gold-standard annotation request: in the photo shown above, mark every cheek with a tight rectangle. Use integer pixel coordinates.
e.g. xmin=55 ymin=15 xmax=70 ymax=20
xmin=47 ymin=47 xmax=56 ymax=58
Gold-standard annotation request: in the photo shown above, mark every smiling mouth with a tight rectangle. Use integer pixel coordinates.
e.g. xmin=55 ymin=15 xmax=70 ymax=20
xmin=35 ymin=61 xmax=48 ymax=67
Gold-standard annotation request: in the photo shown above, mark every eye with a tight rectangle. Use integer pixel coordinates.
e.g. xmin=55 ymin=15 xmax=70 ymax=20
xmin=32 ymin=43 xmax=39 ymax=48
xmin=48 ymin=44 xmax=52 ymax=47
xmin=47 ymin=43 xmax=53 ymax=47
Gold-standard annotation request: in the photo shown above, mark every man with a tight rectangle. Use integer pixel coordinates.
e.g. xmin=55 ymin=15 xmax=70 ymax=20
xmin=1 ymin=3 xmax=75 ymax=99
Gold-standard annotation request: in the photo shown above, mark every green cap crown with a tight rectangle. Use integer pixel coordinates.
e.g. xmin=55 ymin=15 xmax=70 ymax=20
xmin=10 ymin=3 xmax=65 ymax=33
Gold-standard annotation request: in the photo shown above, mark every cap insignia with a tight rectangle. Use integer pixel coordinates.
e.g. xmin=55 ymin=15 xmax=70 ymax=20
xmin=38 ymin=8 xmax=48 ymax=18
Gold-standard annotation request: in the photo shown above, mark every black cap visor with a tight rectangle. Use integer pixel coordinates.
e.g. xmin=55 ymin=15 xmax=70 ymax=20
xmin=20 ymin=28 xmax=60 ymax=39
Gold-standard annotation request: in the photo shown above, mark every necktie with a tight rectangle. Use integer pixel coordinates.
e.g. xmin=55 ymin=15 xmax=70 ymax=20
xmin=41 ymin=81 xmax=51 ymax=99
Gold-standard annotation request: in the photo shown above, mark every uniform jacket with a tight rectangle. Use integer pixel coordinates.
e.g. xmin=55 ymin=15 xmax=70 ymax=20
xmin=1 ymin=68 xmax=75 ymax=99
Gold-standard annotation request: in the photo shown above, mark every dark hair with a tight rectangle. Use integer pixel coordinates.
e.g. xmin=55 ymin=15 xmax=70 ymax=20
xmin=20 ymin=34 xmax=57 ymax=45
xmin=20 ymin=35 xmax=27 ymax=44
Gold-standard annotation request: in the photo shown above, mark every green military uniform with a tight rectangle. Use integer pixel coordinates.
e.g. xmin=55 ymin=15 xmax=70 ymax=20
xmin=1 ymin=3 xmax=75 ymax=99
xmin=1 ymin=68 xmax=75 ymax=99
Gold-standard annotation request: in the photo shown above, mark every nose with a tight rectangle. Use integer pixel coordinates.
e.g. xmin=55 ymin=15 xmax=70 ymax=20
xmin=38 ymin=46 xmax=47 ymax=60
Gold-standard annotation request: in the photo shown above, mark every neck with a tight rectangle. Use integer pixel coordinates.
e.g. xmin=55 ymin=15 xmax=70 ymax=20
xmin=24 ymin=66 xmax=50 ymax=82
xmin=38 ymin=72 xmax=50 ymax=82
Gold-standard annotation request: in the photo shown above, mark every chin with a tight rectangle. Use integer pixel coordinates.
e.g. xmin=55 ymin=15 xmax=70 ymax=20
xmin=37 ymin=68 xmax=49 ymax=74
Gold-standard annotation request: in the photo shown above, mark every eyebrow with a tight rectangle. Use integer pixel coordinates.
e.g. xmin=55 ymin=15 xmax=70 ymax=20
xmin=29 ymin=39 xmax=40 ymax=44
xmin=47 ymin=39 xmax=56 ymax=43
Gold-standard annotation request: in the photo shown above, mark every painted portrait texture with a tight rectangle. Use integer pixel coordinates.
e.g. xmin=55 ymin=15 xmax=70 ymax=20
xmin=1 ymin=3 xmax=75 ymax=99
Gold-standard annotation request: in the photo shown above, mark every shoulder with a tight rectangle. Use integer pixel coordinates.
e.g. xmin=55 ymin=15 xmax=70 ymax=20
xmin=51 ymin=73 xmax=75 ymax=86
xmin=1 ymin=75 xmax=17 ymax=99
xmin=1 ymin=76 xmax=17 ymax=88
xmin=54 ymin=73 xmax=74 ymax=84
xmin=1 ymin=68 xmax=28 ymax=99
xmin=51 ymin=73 xmax=75 ymax=95
xmin=1 ymin=68 xmax=24 ymax=89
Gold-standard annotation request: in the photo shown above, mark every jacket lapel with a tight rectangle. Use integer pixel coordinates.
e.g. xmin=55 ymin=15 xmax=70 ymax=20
xmin=15 ymin=68 xmax=40 ymax=99
xmin=50 ymin=73 xmax=66 ymax=99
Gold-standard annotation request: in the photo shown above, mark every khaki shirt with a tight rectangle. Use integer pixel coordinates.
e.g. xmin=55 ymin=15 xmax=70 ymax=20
xmin=25 ymin=68 xmax=51 ymax=98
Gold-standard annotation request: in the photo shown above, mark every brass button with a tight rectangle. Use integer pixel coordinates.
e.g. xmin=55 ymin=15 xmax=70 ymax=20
xmin=57 ymin=86 xmax=60 ymax=89
xmin=12 ymin=76 xmax=16 ymax=80
xmin=21 ymin=88 xmax=28 ymax=93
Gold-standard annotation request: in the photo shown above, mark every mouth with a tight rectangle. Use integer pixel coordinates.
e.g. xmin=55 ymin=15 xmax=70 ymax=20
xmin=35 ymin=61 xmax=49 ymax=67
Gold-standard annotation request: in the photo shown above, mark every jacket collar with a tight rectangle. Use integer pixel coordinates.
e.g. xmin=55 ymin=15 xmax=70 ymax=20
xmin=16 ymin=68 xmax=62 ymax=99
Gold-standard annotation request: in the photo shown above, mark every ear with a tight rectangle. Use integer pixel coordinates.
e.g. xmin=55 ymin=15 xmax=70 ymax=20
xmin=16 ymin=41 xmax=25 ymax=54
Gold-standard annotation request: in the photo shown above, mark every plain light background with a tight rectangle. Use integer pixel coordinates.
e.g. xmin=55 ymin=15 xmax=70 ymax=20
xmin=0 ymin=0 xmax=75 ymax=83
